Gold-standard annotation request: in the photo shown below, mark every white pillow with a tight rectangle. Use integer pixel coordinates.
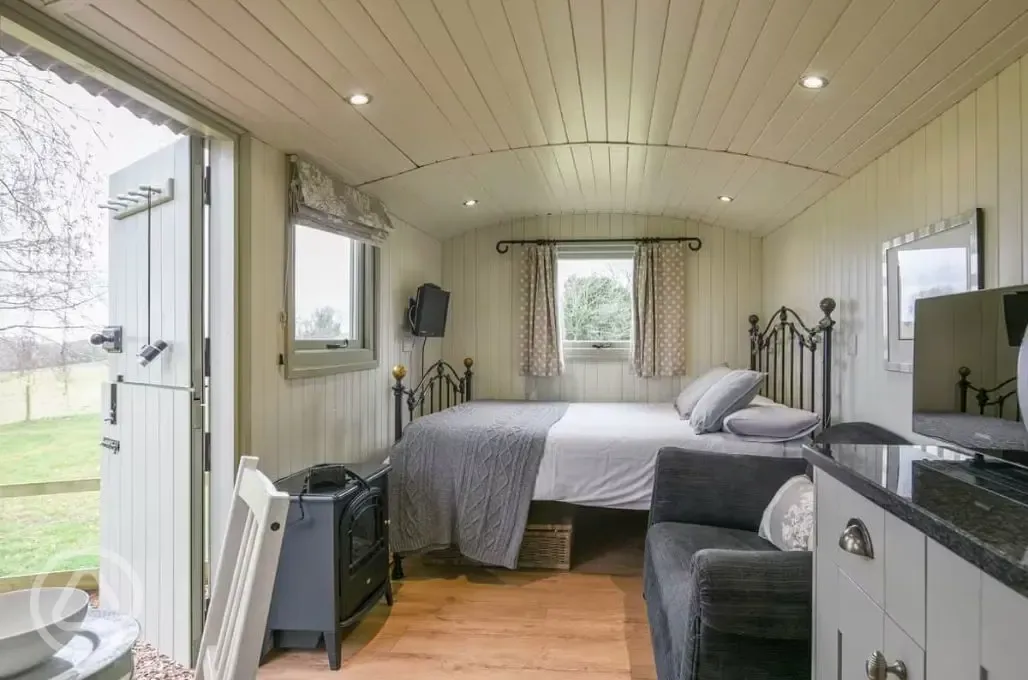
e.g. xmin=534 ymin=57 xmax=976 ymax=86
xmin=722 ymin=405 xmax=820 ymax=442
xmin=758 ymin=475 xmax=814 ymax=551
xmin=689 ymin=370 xmax=765 ymax=434
xmin=673 ymin=365 xmax=730 ymax=419
xmin=750 ymin=395 xmax=779 ymax=407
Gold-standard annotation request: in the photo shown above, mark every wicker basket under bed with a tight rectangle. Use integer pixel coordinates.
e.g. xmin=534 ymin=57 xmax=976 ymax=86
xmin=421 ymin=502 xmax=574 ymax=571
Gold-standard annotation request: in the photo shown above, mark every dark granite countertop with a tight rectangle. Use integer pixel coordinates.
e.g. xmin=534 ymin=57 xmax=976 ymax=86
xmin=804 ymin=442 xmax=1028 ymax=598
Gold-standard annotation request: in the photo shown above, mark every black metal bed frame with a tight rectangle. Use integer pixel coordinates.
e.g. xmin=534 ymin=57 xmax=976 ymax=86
xmin=391 ymin=358 xmax=474 ymax=444
xmin=957 ymin=366 xmax=1020 ymax=421
xmin=748 ymin=297 xmax=837 ymax=427
xmin=387 ymin=300 xmax=836 ymax=577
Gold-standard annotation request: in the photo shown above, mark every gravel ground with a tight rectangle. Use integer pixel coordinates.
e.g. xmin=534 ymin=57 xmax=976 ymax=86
xmin=132 ymin=641 xmax=193 ymax=679
xmin=87 ymin=591 xmax=193 ymax=679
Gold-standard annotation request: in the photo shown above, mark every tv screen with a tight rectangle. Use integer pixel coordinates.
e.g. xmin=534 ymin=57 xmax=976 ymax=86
xmin=412 ymin=284 xmax=449 ymax=337
xmin=912 ymin=284 xmax=1028 ymax=460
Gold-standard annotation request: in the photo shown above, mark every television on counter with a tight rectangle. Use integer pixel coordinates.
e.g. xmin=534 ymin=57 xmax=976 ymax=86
xmin=411 ymin=283 xmax=450 ymax=338
xmin=912 ymin=284 xmax=1028 ymax=461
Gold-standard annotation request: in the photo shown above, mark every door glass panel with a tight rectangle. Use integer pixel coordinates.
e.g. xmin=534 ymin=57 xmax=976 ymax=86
xmin=349 ymin=498 xmax=380 ymax=571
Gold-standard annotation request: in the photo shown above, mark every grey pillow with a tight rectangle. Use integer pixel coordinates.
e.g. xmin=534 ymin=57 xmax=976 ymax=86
xmin=688 ymin=370 xmax=765 ymax=433
xmin=758 ymin=475 xmax=814 ymax=551
xmin=673 ymin=365 xmax=730 ymax=418
xmin=722 ymin=405 xmax=820 ymax=442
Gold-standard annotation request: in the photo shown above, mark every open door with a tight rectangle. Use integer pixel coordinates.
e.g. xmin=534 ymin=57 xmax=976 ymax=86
xmin=97 ymin=136 xmax=205 ymax=665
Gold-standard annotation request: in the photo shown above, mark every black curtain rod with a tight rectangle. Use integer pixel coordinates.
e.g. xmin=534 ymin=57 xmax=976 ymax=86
xmin=494 ymin=236 xmax=703 ymax=254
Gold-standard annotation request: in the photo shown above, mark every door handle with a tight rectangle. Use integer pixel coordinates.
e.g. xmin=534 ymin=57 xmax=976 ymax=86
xmin=839 ymin=518 xmax=874 ymax=559
xmin=866 ymin=650 xmax=907 ymax=680
xmin=89 ymin=326 xmax=123 ymax=353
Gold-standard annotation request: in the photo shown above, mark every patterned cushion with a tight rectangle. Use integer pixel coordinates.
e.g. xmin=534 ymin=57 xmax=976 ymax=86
xmin=688 ymin=370 xmax=765 ymax=433
xmin=758 ymin=476 xmax=814 ymax=551
xmin=673 ymin=365 xmax=730 ymax=418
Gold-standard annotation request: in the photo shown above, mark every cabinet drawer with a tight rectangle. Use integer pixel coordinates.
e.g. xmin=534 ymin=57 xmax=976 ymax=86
xmin=816 ymin=470 xmax=885 ymax=606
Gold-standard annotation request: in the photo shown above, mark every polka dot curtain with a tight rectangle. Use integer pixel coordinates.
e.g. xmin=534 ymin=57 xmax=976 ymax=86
xmin=518 ymin=244 xmax=564 ymax=377
xmin=632 ymin=242 xmax=688 ymax=377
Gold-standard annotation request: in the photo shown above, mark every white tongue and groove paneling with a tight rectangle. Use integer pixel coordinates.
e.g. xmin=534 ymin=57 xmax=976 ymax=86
xmin=34 ymin=0 xmax=1028 ymax=238
xmin=362 ymin=144 xmax=841 ymax=239
xmin=762 ymin=52 xmax=1028 ymax=438
xmin=237 ymin=139 xmax=443 ymax=482
xmin=440 ymin=214 xmax=762 ymax=403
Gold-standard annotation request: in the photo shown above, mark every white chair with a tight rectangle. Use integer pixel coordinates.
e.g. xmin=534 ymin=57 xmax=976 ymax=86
xmin=196 ymin=457 xmax=290 ymax=680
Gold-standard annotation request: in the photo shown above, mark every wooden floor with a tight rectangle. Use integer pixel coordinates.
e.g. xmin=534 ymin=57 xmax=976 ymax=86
xmin=259 ymin=560 xmax=656 ymax=679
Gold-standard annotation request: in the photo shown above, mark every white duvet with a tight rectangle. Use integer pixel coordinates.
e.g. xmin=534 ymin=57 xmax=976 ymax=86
xmin=532 ymin=402 xmax=805 ymax=510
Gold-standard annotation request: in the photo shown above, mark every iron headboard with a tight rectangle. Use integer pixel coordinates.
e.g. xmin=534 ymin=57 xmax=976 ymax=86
xmin=748 ymin=297 xmax=836 ymax=427
xmin=391 ymin=358 xmax=474 ymax=442
xmin=957 ymin=366 xmax=1020 ymax=421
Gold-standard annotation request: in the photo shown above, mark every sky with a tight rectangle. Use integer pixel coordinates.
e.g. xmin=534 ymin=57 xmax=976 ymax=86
xmin=0 ymin=54 xmax=182 ymax=342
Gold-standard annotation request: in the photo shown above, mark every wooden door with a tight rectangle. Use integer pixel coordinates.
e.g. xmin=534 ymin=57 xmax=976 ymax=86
xmin=99 ymin=136 xmax=204 ymax=665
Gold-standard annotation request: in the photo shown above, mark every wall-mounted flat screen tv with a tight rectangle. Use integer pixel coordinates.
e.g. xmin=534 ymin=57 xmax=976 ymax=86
xmin=412 ymin=283 xmax=450 ymax=338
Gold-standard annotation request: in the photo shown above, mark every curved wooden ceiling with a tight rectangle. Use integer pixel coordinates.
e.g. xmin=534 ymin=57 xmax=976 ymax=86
xmin=27 ymin=0 xmax=1028 ymax=237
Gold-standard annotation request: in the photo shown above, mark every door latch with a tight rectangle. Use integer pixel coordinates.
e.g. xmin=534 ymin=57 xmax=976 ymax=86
xmin=101 ymin=437 xmax=120 ymax=454
xmin=104 ymin=383 xmax=117 ymax=425
xmin=89 ymin=326 xmax=123 ymax=353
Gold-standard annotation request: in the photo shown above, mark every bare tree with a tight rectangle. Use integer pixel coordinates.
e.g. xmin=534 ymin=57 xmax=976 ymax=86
xmin=0 ymin=52 xmax=103 ymax=337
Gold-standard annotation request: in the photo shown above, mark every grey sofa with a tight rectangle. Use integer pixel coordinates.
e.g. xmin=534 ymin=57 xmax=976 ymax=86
xmin=644 ymin=447 xmax=812 ymax=680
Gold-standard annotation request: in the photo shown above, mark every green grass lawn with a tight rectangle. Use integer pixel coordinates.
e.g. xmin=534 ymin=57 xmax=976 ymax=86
xmin=0 ymin=414 xmax=100 ymax=578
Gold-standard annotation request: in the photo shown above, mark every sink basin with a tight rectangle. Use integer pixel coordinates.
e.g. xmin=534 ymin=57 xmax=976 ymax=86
xmin=0 ymin=588 xmax=89 ymax=678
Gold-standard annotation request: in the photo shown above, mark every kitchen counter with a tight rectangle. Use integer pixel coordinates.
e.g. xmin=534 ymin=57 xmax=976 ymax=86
xmin=804 ymin=442 xmax=1028 ymax=598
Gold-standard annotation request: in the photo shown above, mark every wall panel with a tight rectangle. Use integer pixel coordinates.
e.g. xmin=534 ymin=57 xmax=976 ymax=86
xmin=441 ymin=214 xmax=762 ymax=403
xmin=239 ymin=138 xmax=442 ymax=479
xmin=763 ymin=56 xmax=1028 ymax=436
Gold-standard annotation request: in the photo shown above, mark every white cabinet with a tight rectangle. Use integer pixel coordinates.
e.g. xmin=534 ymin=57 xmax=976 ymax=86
xmin=837 ymin=572 xmax=884 ymax=680
xmin=981 ymin=574 xmax=1028 ymax=679
xmin=925 ymin=539 xmax=980 ymax=680
xmin=814 ymin=472 xmax=1028 ymax=680
xmin=883 ymin=617 xmax=924 ymax=680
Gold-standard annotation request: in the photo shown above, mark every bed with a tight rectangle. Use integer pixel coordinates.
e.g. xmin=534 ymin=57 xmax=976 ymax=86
xmin=388 ymin=298 xmax=837 ymax=573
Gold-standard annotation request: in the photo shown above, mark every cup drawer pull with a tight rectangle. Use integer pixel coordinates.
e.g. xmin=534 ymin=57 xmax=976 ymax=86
xmin=838 ymin=518 xmax=874 ymax=559
xmin=866 ymin=650 xmax=907 ymax=680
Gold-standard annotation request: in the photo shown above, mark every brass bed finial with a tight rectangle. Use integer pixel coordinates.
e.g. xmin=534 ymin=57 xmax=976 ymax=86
xmin=464 ymin=357 xmax=474 ymax=368
xmin=392 ymin=364 xmax=407 ymax=381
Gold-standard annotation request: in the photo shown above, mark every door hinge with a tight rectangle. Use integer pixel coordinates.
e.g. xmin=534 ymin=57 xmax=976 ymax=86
xmin=101 ymin=437 xmax=120 ymax=454
xmin=202 ymin=165 xmax=211 ymax=206
xmin=203 ymin=337 xmax=211 ymax=378
xmin=204 ymin=431 xmax=211 ymax=472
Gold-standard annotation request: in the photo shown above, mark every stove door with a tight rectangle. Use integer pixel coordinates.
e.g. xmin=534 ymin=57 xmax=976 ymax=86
xmin=338 ymin=487 xmax=388 ymax=619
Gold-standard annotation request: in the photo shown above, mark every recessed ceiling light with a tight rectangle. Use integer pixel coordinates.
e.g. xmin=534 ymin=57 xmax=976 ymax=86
xmin=799 ymin=75 xmax=827 ymax=90
xmin=718 ymin=195 xmax=733 ymax=203
xmin=463 ymin=199 xmax=478 ymax=207
xmin=348 ymin=93 xmax=372 ymax=106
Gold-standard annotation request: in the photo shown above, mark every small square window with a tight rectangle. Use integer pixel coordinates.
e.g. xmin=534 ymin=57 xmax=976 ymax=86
xmin=557 ymin=247 xmax=634 ymax=360
xmin=293 ymin=224 xmax=362 ymax=348
xmin=285 ymin=222 xmax=378 ymax=378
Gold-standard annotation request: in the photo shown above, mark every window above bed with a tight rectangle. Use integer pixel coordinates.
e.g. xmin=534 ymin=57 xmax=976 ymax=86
xmin=556 ymin=245 xmax=634 ymax=361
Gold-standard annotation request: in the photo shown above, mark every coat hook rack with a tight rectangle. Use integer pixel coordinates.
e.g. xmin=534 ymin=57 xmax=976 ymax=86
xmin=103 ymin=179 xmax=174 ymax=220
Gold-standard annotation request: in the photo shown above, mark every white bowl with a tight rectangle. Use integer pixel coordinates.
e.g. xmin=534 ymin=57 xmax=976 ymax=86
xmin=0 ymin=588 xmax=89 ymax=678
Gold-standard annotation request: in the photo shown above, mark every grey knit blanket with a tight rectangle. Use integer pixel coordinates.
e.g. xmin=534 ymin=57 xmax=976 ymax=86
xmin=390 ymin=400 xmax=569 ymax=568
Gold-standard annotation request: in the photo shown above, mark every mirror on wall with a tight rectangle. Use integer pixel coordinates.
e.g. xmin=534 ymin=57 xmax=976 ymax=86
xmin=881 ymin=208 xmax=983 ymax=372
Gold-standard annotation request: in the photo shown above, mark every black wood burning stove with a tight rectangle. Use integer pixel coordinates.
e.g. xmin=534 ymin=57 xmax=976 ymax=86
xmin=263 ymin=460 xmax=392 ymax=670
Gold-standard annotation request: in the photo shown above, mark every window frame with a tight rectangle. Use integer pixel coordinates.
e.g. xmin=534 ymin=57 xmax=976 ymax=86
xmin=284 ymin=221 xmax=379 ymax=379
xmin=556 ymin=244 xmax=635 ymax=362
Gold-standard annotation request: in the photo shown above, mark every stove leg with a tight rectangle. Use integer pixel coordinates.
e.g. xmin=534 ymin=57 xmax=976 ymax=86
xmin=391 ymin=553 xmax=405 ymax=580
xmin=324 ymin=629 xmax=342 ymax=671
xmin=384 ymin=578 xmax=394 ymax=606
